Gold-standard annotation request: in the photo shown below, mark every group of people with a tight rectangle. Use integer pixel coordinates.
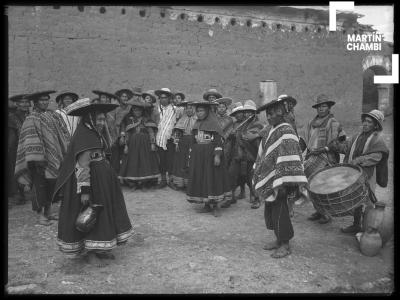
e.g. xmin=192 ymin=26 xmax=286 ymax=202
xmin=7 ymin=86 xmax=389 ymax=261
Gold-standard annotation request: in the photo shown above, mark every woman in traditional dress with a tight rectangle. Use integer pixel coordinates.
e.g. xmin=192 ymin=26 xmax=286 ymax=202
xmin=118 ymin=101 xmax=160 ymax=190
xmin=186 ymin=100 xmax=232 ymax=217
xmin=169 ymin=100 xmax=197 ymax=191
xmin=53 ymin=98 xmax=133 ymax=266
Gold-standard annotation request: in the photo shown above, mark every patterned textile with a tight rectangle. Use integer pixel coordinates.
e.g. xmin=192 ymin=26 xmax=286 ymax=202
xmin=174 ymin=113 xmax=197 ymax=135
xmin=8 ymin=110 xmax=28 ymax=135
xmin=55 ymin=109 xmax=80 ymax=137
xmin=156 ymin=104 xmax=177 ymax=150
xmin=15 ymin=111 xmax=70 ymax=186
xmin=253 ymin=123 xmax=308 ymax=202
xmin=216 ymin=114 xmax=234 ymax=139
xmin=108 ymin=104 xmax=132 ymax=134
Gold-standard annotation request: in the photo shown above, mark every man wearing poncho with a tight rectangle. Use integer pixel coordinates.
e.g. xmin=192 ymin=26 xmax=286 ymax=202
xmin=253 ymin=98 xmax=308 ymax=258
xmin=15 ymin=91 xmax=70 ymax=226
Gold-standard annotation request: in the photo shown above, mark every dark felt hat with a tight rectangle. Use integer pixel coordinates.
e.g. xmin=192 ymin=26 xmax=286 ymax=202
xmin=176 ymin=99 xmax=195 ymax=107
xmin=9 ymin=94 xmax=30 ymax=102
xmin=115 ymin=89 xmax=134 ymax=100
xmin=92 ymin=90 xmax=119 ymax=100
xmin=203 ymin=89 xmax=222 ymax=101
xmin=278 ymin=94 xmax=297 ymax=107
xmin=256 ymin=98 xmax=283 ymax=113
xmin=174 ymin=91 xmax=186 ymax=100
xmin=312 ymin=94 xmax=335 ymax=108
xmin=28 ymin=90 xmax=57 ymax=102
xmin=215 ymin=97 xmax=233 ymax=107
xmin=66 ymin=98 xmax=118 ymax=116
xmin=191 ymin=99 xmax=219 ymax=106
xmin=56 ymin=91 xmax=79 ymax=103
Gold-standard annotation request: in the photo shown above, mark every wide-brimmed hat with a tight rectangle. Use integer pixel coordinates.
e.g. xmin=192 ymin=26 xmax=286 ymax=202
xmin=203 ymin=89 xmax=222 ymax=101
xmin=55 ymin=91 xmax=79 ymax=103
xmin=241 ymin=100 xmax=257 ymax=112
xmin=361 ymin=109 xmax=384 ymax=131
xmin=174 ymin=91 xmax=186 ymax=100
xmin=9 ymin=94 xmax=30 ymax=102
xmin=141 ymin=90 xmax=157 ymax=103
xmin=176 ymin=99 xmax=196 ymax=107
xmin=66 ymin=98 xmax=118 ymax=116
xmin=115 ymin=89 xmax=134 ymax=100
xmin=132 ymin=87 xmax=143 ymax=96
xmin=256 ymin=98 xmax=284 ymax=113
xmin=92 ymin=90 xmax=118 ymax=100
xmin=312 ymin=94 xmax=335 ymax=109
xmin=191 ymin=99 xmax=219 ymax=107
xmin=129 ymin=100 xmax=152 ymax=109
xmin=155 ymin=88 xmax=173 ymax=98
xmin=229 ymin=102 xmax=244 ymax=116
xmin=215 ymin=97 xmax=233 ymax=107
xmin=278 ymin=94 xmax=297 ymax=107
xmin=28 ymin=90 xmax=57 ymax=102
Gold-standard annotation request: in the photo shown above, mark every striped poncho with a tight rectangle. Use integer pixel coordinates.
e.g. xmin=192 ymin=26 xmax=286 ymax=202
xmin=253 ymin=122 xmax=308 ymax=202
xmin=15 ymin=110 xmax=70 ymax=185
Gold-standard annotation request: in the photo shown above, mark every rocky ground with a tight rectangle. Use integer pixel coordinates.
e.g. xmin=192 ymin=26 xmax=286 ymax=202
xmin=7 ymin=120 xmax=394 ymax=294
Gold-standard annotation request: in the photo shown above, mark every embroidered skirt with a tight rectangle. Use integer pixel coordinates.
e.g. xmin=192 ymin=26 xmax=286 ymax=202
xmin=186 ymin=142 xmax=232 ymax=204
xmin=119 ymin=132 xmax=160 ymax=181
xmin=57 ymin=159 xmax=133 ymax=254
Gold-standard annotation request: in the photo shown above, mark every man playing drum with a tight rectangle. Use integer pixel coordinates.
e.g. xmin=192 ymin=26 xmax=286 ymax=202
xmin=328 ymin=109 xmax=389 ymax=234
xmin=253 ymin=98 xmax=308 ymax=258
xmin=303 ymin=94 xmax=345 ymax=224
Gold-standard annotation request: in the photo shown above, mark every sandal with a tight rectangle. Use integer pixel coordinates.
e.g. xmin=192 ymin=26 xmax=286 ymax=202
xmin=263 ymin=240 xmax=280 ymax=250
xmin=271 ymin=245 xmax=291 ymax=258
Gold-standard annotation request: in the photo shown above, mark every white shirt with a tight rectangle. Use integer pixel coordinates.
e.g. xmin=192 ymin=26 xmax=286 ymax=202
xmin=55 ymin=108 xmax=80 ymax=136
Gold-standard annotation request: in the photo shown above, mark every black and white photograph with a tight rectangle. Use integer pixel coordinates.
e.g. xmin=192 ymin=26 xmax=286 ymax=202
xmin=6 ymin=3 xmax=395 ymax=294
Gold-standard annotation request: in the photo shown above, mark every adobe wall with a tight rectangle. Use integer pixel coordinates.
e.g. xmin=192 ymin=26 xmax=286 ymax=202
xmin=7 ymin=5 xmax=392 ymax=129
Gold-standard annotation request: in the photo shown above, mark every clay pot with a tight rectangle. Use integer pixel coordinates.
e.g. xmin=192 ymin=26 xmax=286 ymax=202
xmin=362 ymin=202 xmax=393 ymax=245
xmin=359 ymin=228 xmax=382 ymax=257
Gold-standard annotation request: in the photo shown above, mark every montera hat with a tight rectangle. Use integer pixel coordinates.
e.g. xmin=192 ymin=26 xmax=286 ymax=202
xmin=174 ymin=91 xmax=186 ymax=100
xmin=132 ymin=87 xmax=143 ymax=96
xmin=92 ymin=90 xmax=119 ymax=100
xmin=129 ymin=100 xmax=152 ymax=109
xmin=56 ymin=91 xmax=79 ymax=103
xmin=141 ymin=90 xmax=157 ymax=103
xmin=256 ymin=97 xmax=284 ymax=113
xmin=203 ymin=89 xmax=222 ymax=101
xmin=155 ymin=88 xmax=173 ymax=98
xmin=241 ymin=100 xmax=257 ymax=112
xmin=115 ymin=89 xmax=134 ymax=100
xmin=28 ymin=90 xmax=57 ymax=102
xmin=361 ymin=109 xmax=384 ymax=131
xmin=229 ymin=102 xmax=244 ymax=116
xmin=66 ymin=98 xmax=118 ymax=116
xmin=312 ymin=94 xmax=335 ymax=108
xmin=278 ymin=94 xmax=297 ymax=107
xmin=9 ymin=94 xmax=30 ymax=102
xmin=215 ymin=97 xmax=233 ymax=107
xmin=191 ymin=99 xmax=219 ymax=106
xmin=176 ymin=99 xmax=195 ymax=107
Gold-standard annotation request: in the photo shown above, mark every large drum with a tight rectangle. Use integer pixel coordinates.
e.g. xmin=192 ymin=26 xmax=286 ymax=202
xmin=308 ymin=163 xmax=370 ymax=217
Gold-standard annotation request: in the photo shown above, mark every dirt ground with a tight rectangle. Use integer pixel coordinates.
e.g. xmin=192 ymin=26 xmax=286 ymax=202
xmin=7 ymin=120 xmax=394 ymax=294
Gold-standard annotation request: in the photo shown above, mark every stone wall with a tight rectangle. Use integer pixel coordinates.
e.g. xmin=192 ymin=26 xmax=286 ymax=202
xmin=8 ymin=5 xmax=392 ymax=130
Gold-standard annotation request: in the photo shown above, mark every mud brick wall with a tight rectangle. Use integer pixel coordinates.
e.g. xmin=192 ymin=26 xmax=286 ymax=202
xmin=7 ymin=5 xmax=391 ymax=129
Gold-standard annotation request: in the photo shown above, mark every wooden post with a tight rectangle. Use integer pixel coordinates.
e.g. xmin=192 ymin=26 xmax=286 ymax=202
xmin=258 ymin=80 xmax=277 ymax=123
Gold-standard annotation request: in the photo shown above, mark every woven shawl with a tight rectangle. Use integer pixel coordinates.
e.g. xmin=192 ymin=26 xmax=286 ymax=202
xmin=15 ymin=110 xmax=70 ymax=185
xmin=253 ymin=122 xmax=308 ymax=202
xmin=174 ymin=113 xmax=197 ymax=135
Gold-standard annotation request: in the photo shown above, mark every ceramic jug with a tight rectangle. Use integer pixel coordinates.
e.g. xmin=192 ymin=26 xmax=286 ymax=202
xmin=359 ymin=228 xmax=382 ymax=257
xmin=363 ymin=202 xmax=393 ymax=245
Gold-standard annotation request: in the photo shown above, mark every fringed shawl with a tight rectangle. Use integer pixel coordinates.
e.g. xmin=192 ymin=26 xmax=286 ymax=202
xmin=253 ymin=122 xmax=308 ymax=202
xmin=192 ymin=111 xmax=224 ymax=137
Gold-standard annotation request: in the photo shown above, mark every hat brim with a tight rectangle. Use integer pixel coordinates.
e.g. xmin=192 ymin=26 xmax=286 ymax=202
xmin=9 ymin=94 xmax=30 ymax=102
xmin=67 ymin=103 xmax=118 ymax=116
xmin=281 ymin=96 xmax=297 ymax=106
xmin=92 ymin=90 xmax=118 ymax=100
xmin=115 ymin=89 xmax=134 ymax=100
xmin=128 ymin=100 xmax=152 ymax=108
xmin=203 ymin=92 xmax=222 ymax=100
xmin=192 ymin=101 xmax=218 ymax=106
xmin=361 ymin=113 xmax=383 ymax=131
xmin=155 ymin=90 xmax=173 ymax=98
xmin=312 ymin=101 xmax=335 ymax=109
xmin=28 ymin=90 xmax=57 ymax=102
xmin=56 ymin=92 xmax=79 ymax=103
xmin=241 ymin=108 xmax=257 ymax=113
xmin=215 ymin=98 xmax=232 ymax=106
xmin=176 ymin=101 xmax=193 ymax=107
xmin=256 ymin=99 xmax=281 ymax=113
xmin=141 ymin=93 xmax=157 ymax=103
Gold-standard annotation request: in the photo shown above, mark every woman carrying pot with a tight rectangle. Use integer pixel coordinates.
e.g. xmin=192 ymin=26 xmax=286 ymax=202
xmin=52 ymin=98 xmax=133 ymax=267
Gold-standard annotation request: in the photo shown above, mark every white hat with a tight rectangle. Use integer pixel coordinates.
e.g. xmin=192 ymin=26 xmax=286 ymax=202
xmin=241 ymin=100 xmax=257 ymax=112
xmin=229 ymin=102 xmax=244 ymax=116
xmin=155 ymin=88 xmax=173 ymax=98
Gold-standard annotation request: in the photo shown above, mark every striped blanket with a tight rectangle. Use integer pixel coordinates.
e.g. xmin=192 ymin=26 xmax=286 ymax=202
xmin=156 ymin=104 xmax=176 ymax=150
xmin=15 ymin=110 xmax=70 ymax=185
xmin=253 ymin=123 xmax=308 ymax=202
